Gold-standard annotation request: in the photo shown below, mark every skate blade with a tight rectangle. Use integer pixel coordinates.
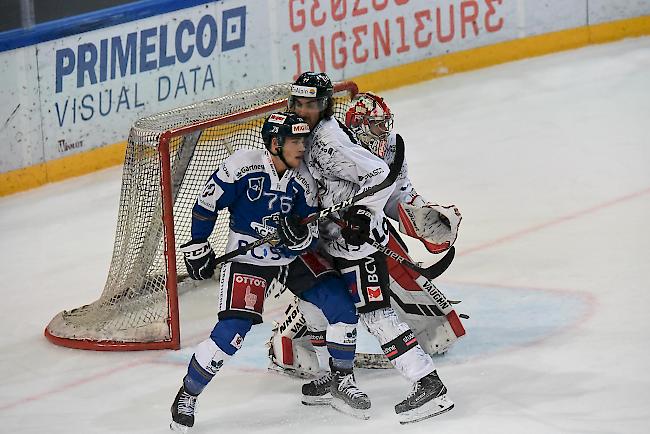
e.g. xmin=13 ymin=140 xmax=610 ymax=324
xmin=301 ymin=393 xmax=332 ymax=406
xmin=170 ymin=421 xmax=190 ymax=433
xmin=331 ymin=397 xmax=371 ymax=420
xmin=398 ymin=395 xmax=454 ymax=425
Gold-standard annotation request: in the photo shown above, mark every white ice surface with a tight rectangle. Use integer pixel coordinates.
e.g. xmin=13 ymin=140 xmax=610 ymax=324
xmin=1 ymin=37 xmax=649 ymax=433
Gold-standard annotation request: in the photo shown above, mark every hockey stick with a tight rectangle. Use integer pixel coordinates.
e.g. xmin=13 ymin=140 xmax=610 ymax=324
xmin=328 ymin=215 xmax=455 ymax=280
xmin=212 ymin=135 xmax=406 ymax=265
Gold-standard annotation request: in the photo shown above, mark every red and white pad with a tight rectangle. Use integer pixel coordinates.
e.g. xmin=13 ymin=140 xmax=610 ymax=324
xmin=398 ymin=202 xmax=462 ymax=254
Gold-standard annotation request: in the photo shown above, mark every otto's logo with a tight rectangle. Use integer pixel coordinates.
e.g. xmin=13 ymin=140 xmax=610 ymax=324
xmin=234 ymin=274 xmax=266 ymax=288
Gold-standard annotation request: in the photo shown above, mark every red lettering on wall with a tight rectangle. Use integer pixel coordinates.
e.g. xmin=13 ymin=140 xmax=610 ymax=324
xmin=373 ymin=0 xmax=389 ymax=11
xmin=311 ymin=0 xmax=327 ymax=27
xmin=373 ymin=20 xmax=391 ymax=59
xmin=352 ymin=25 xmax=369 ymax=63
xmin=289 ymin=0 xmax=306 ymax=32
xmin=395 ymin=16 xmax=410 ymax=53
xmin=437 ymin=5 xmax=455 ymax=43
xmin=332 ymin=31 xmax=347 ymax=69
xmin=331 ymin=0 xmax=347 ymax=21
xmin=352 ymin=0 xmax=368 ymax=16
xmin=292 ymin=43 xmax=302 ymax=79
xmin=485 ymin=0 xmax=504 ymax=32
xmin=460 ymin=0 xmax=479 ymax=39
xmin=414 ymin=10 xmax=432 ymax=48
xmin=309 ymin=36 xmax=326 ymax=71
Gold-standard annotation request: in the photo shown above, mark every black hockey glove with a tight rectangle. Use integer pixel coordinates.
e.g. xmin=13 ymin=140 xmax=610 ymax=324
xmin=277 ymin=214 xmax=312 ymax=251
xmin=180 ymin=239 xmax=217 ymax=280
xmin=341 ymin=205 xmax=372 ymax=246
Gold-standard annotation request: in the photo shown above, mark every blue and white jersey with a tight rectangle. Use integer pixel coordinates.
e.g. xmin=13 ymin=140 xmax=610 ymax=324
xmin=191 ymin=149 xmax=319 ymax=266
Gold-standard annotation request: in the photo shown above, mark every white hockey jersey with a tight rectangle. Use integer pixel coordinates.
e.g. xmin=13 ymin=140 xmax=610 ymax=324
xmin=382 ymin=132 xmax=428 ymax=219
xmin=304 ymin=117 xmax=395 ymax=260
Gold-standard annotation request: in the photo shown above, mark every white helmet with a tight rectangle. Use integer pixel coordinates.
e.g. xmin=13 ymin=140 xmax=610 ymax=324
xmin=345 ymin=92 xmax=394 ymax=158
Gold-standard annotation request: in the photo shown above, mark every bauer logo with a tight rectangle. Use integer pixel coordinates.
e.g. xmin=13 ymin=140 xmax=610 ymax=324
xmin=269 ymin=113 xmax=287 ymax=124
xmin=290 ymin=85 xmax=317 ymax=97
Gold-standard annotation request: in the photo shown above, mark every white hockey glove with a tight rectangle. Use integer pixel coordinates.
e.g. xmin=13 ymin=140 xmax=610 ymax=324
xmin=180 ymin=239 xmax=217 ymax=280
xmin=397 ymin=202 xmax=461 ymax=254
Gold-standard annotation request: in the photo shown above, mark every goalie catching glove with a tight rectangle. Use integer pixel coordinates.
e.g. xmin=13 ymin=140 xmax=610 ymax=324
xmin=180 ymin=239 xmax=217 ymax=280
xmin=398 ymin=203 xmax=462 ymax=254
xmin=277 ymin=213 xmax=313 ymax=252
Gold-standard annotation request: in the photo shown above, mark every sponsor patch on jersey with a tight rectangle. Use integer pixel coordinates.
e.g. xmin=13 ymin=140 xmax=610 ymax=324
xmin=231 ymin=272 xmax=266 ymax=313
xmin=291 ymin=84 xmax=317 ymax=97
xmin=198 ymin=178 xmax=220 ymax=212
xmin=246 ymin=177 xmax=264 ymax=201
xmin=230 ymin=333 xmax=244 ymax=350
xmin=366 ymin=286 xmax=383 ymax=302
xmin=269 ymin=113 xmax=287 ymax=124
xmin=291 ymin=123 xmax=310 ymax=134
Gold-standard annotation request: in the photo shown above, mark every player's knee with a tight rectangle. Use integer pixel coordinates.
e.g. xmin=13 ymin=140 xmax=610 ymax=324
xmin=360 ymin=307 xmax=409 ymax=342
xmin=312 ymin=276 xmax=358 ymax=325
xmin=209 ymin=317 xmax=253 ymax=356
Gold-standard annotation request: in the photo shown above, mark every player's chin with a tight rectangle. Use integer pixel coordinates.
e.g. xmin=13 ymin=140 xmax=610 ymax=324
xmin=290 ymin=155 xmax=304 ymax=167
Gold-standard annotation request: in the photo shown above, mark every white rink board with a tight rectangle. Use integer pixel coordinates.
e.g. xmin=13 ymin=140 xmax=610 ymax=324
xmin=1 ymin=0 xmax=649 ymax=174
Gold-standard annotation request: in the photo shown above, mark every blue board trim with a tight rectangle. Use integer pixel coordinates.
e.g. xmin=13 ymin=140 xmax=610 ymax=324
xmin=0 ymin=0 xmax=221 ymax=53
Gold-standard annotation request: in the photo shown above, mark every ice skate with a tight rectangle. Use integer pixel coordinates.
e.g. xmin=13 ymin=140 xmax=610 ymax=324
xmin=330 ymin=367 xmax=371 ymax=420
xmin=395 ymin=370 xmax=454 ymax=424
xmin=301 ymin=371 xmax=332 ymax=405
xmin=170 ymin=385 xmax=198 ymax=432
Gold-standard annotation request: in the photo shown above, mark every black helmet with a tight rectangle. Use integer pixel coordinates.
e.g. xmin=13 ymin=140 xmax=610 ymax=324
xmin=291 ymin=71 xmax=333 ymax=99
xmin=261 ymin=111 xmax=310 ymax=149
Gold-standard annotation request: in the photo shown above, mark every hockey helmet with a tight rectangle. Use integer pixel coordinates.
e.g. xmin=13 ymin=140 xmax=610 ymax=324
xmin=345 ymin=92 xmax=394 ymax=158
xmin=261 ymin=111 xmax=311 ymax=149
xmin=289 ymin=72 xmax=334 ymax=111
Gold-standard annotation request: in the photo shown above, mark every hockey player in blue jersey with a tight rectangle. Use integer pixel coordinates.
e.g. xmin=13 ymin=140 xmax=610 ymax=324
xmin=170 ymin=112 xmax=365 ymax=432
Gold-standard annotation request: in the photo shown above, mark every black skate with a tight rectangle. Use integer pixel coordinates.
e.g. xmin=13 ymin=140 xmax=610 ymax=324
xmin=170 ymin=385 xmax=198 ymax=432
xmin=330 ymin=366 xmax=371 ymax=420
xmin=301 ymin=371 xmax=333 ymax=405
xmin=395 ymin=370 xmax=454 ymax=424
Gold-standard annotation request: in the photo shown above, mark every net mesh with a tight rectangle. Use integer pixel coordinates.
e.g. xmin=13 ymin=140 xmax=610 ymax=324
xmin=45 ymin=82 xmax=357 ymax=349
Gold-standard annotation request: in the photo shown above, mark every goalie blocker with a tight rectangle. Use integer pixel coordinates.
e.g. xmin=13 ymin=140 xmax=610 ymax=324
xmin=269 ymin=226 xmax=466 ymax=376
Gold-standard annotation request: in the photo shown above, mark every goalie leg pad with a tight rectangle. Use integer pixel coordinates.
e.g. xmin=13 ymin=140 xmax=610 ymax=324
xmin=361 ymin=308 xmax=435 ymax=383
xmin=268 ymin=299 xmax=323 ymax=377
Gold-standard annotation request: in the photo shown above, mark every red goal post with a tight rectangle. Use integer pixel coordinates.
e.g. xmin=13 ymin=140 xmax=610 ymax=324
xmin=44 ymin=81 xmax=359 ymax=351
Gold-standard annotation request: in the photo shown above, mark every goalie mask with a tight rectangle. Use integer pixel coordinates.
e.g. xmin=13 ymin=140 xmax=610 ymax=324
xmin=345 ymin=92 xmax=394 ymax=158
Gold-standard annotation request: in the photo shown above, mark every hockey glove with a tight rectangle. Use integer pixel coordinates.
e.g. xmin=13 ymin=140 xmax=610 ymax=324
xmin=180 ymin=239 xmax=217 ymax=280
xmin=341 ymin=205 xmax=372 ymax=246
xmin=277 ymin=214 xmax=313 ymax=252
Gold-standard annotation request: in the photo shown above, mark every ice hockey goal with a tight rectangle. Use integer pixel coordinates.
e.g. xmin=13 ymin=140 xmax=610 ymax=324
xmin=45 ymin=81 xmax=359 ymax=351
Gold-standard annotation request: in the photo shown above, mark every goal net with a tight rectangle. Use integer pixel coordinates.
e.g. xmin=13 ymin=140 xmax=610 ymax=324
xmin=45 ymin=81 xmax=359 ymax=351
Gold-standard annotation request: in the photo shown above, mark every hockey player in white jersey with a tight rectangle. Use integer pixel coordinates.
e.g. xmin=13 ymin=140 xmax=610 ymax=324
xmin=288 ymin=73 xmax=455 ymax=424
xmin=169 ymin=112 xmax=366 ymax=432
xmin=344 ymin=91 xmax=462 ymax=255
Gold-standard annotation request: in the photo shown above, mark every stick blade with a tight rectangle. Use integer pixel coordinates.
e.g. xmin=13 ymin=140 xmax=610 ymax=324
xmin=421 ymin=246 xmax=455 ymax=280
